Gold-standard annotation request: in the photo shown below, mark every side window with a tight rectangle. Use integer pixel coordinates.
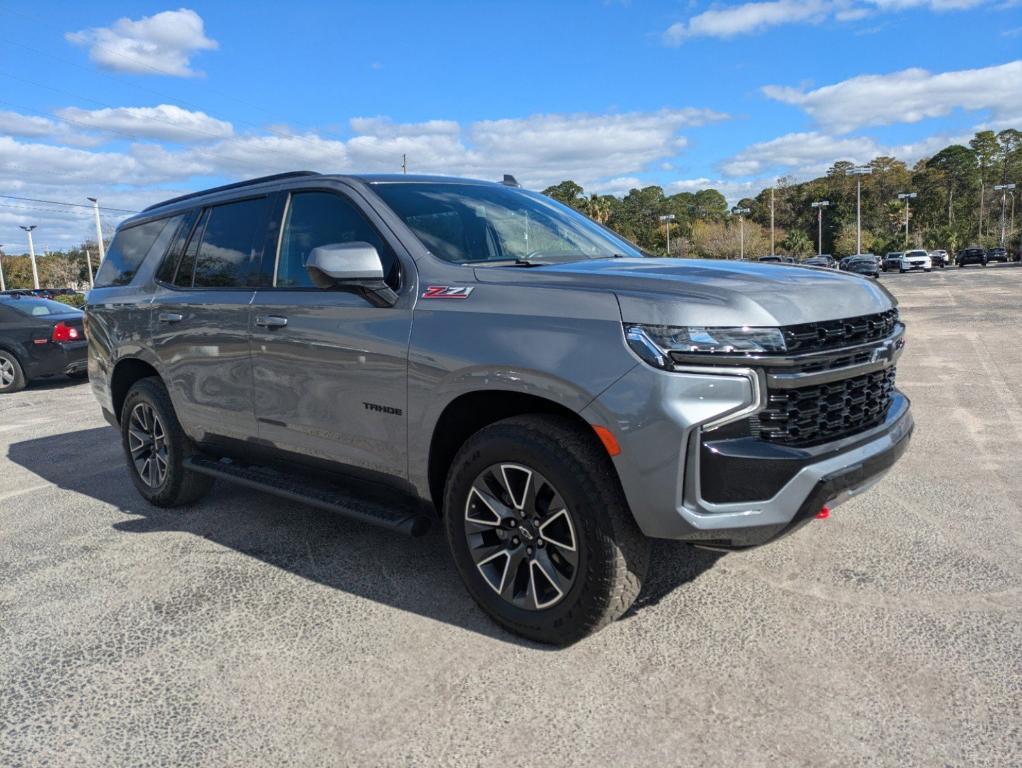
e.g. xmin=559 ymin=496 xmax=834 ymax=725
xmin=173 ymin=209 xmax=209 ymax=288
xmin=192 ymin=197 xmax=272 ymax=288
xmin=277 ymin=191 xmax=399 ymax=289
xmin=94 ymin=216 xmax=179 ymax=287
xmin=155 ymin=209 xmax=198 ymax=284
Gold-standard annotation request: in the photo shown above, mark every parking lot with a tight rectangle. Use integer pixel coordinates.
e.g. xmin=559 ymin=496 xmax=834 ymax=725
xmin=1 ymin=264 xmax=1020 ymax=767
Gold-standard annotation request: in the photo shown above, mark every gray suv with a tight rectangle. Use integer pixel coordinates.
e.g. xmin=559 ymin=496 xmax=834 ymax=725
xmin=87 ymin=172 xmax=913 ymax=644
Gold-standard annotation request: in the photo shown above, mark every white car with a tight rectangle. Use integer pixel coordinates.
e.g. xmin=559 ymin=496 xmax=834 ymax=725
xmin=896 ymin=249 xmax=932 ymax=273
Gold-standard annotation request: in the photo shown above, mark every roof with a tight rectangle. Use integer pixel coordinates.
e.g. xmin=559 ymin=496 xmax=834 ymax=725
xmin=141 ymin=171 xmax=509 ymax=215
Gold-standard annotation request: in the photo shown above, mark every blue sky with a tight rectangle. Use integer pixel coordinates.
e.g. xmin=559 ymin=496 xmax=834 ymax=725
xmin=0 ymin=0 xmax=1019 ymax=248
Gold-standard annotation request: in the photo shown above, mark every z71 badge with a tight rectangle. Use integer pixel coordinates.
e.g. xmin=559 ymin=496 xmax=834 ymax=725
xmin=422 ymin=285 xmax=474 ymax=300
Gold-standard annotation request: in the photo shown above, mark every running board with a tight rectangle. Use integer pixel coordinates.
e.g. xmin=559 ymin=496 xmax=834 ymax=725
xmin=184 ymin=455 xmax=432 ymax=537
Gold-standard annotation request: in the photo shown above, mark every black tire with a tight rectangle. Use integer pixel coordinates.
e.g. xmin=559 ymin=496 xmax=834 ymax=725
xmin=0 ymin=349 xmax=26 ymax=393
xmin=444 ymin=414 xmax=649 ymax=645
xmin=120 ymin=377 xmax=213 ymax=507
xmin=899 ymin=268 xmax=906 ymax=273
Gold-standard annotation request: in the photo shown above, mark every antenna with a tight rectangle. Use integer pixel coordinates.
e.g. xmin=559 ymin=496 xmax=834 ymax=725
xmin=501 ymin=174 xmax=521 ymax=188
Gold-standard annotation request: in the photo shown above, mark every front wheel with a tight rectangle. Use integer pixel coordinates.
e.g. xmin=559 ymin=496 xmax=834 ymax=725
xmin=444 ymin=415 xmax=649 ymax=645
xmin=120 ymin=377 xmax=213 ymax=507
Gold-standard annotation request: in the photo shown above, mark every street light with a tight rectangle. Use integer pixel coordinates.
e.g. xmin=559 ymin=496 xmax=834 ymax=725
xmin=849 ymin=166 xmax=872 ymax=255
xmin=811 ymin=201 xmax=830 ymax=256
xmin=897 ymin=192 xmax=917 ymax=246
xmin=19 ymin=225 xmax=39 ymax=290
xmin=658 ymin=214 xmax=676 ymax=256
xmin=86 ymin=197 xmax=105 ymax=263
xmin=732 ymin=207 xmax=750 ymax=260
xmin=994 ymin=184 xmax=1016 ymax=248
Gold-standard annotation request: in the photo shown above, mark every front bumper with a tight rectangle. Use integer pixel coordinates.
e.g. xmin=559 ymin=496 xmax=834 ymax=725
xmin=582 ymin=359 xmax=913 ymax=547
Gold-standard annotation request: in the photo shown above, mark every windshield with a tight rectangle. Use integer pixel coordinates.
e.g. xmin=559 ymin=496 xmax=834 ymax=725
xmin=370 ymin=182 xmax=643 ymax=264
xmin=1 ymin=297 xmax=80 ymax=317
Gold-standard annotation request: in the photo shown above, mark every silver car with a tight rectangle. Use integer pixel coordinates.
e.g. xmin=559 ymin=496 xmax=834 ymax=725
xmin=86 ymin=172 xmax=913 ymax=644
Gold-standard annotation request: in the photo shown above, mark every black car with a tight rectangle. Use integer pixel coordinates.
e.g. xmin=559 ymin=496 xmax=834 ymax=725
xmin=956 ymin=248 xmax=987 ymax=267
xmin=0 ymin=295 xmax=87 ymax=393
xmin=842 ymin=255 xmax=880 ymax=278
xmin=802 ymin=255 xmax=836 ymax=268
xmin=986 ymin=247 xmax=1008 ymax=263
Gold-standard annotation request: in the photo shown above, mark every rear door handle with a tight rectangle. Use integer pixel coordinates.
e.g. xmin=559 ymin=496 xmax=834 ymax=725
xmin=255 ymin=315 xmax=288 ymax=329
xmin=158 ymin=312 xmax=183 ymax=323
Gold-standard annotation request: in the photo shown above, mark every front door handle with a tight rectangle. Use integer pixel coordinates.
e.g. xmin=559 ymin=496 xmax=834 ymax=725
xmin=158 ymin=312 xmax=183 ymax=323
xmin=255 ymin=315 xmax=288 ymax=329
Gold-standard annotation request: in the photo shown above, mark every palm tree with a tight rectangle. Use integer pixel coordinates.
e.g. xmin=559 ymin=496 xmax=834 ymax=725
xmin=583 ymin=194 xmax=611 ymax=224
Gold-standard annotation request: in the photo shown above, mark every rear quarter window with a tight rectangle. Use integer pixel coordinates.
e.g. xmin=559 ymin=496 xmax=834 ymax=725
xmin=94 ymin=216 xmax=182 ymax=287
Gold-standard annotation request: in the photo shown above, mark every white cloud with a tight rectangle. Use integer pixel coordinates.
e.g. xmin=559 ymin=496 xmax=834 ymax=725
xmin=588 ymin=177 xmax=643 ymax=195
xmin=763 ymin=60 xmax=1022 ymax=132
xmin=57 ymin=105 xmax=234 ymax=143
xmin=0 ymin=106 xmax=729 ymax=245
xmin=720 ymin=128 xmax=978 ymax=179
xmin=0 ymin=110 xmax=57 ymax=138
xmin=665 ymin=0 xmax=829 ymax=44
xmin=664 ymin=0 xmax=1002 ymax=43
xmin=721 ymin=132 xmax=883 ymax=177
xmin=66 ymin=9 xmax=218 ymax=77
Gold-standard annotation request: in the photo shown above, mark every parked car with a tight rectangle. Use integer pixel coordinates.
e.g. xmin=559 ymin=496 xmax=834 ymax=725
xmin=956 ymin=247 xmax=987 ymax=267
xmin=929 ymin=250 xmax=949 ymax=268
xmin=0 ymin=295 xmax=87 ymax=393
xmin=802 ymin=255 xmax=836 ymax=268
xmin=882 ymin=252 xmax=903 ymax=272
xmin=757 ymin=255 xmax=797 ymax=264
xmin=986 ymin=247 xmax=1009 ymax=263
xmin=842 ymin=255 xmax=881 ymax=278
xmin=86 ymin=171 xmax=914 ymax=644
xmin=891 ymin=250 xmax=932 ymax=273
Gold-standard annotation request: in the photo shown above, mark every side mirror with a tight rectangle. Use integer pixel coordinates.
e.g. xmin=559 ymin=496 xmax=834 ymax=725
xmin=305 ymin=242 xmax=397 ymax=307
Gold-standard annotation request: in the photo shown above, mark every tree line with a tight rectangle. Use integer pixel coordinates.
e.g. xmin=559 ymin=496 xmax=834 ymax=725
xmin=543 ymin=128 xmax=1022 ymax=259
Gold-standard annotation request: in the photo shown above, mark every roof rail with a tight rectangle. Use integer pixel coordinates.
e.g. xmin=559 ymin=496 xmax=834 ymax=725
xmin=143 ymin=171 xmax=322 ymax=212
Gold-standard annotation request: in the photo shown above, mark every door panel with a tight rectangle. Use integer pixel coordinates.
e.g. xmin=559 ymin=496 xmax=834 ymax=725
xmin=250 ymin=290 xmax=411 ymax=477
xmin=150 ymin=288 xmax=256 ymax=442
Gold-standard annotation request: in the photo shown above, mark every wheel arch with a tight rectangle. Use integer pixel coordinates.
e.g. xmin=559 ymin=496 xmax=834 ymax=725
xmin=426 ymin=390 xmax=613 ymax=514
xmin=110 ymin=357 xmax=161 ymax=423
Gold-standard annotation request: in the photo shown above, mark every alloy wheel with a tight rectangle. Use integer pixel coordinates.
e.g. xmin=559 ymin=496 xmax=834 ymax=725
xmin=127 ymin=402 xmax=168 ymax=488
xmin=464 ymin=463 xmax=578 ymax=611
xmin=0 ymin=355 xmax=15 ymax=388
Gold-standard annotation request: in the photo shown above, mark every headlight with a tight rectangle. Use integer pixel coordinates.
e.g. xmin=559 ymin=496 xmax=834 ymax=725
xmin=625 ymin=324 xmax=786 ymax=369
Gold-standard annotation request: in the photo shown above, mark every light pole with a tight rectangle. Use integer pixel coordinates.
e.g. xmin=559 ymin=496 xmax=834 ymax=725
xmin=0 ymin=244 xmax=6 ymax=292
xmin=732 ymin=207 xmax=750 ymax=260
xmin=770 ymin=184 xmax=775 ymax=256
xmin=658 ymin=214 xmax=676 ymax=256
xmin=85 ymin=249 xmax=95 ymax=289
xmin=19 ymin=225 xmax=39 ymax=290
xmin=86 ymin=197 xmax=105 ymax=263
xmin=897 ymin=192 xmax=917 ymax=246
xmin=850 ymin=166 xmax=872 ymax=255
xmin=811 ymin=200 xmax=829 ymax=256
xmin=994 ymin=184 xmax=1016 ymax=248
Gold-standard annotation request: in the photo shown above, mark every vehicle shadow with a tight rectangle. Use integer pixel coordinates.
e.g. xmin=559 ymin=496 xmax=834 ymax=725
xmin=7 ymin=426 xmax=722 ymax=647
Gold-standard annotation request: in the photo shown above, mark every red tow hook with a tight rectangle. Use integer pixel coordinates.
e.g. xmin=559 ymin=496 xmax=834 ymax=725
xmin=816 ymin=506 xmax=831 ymax=520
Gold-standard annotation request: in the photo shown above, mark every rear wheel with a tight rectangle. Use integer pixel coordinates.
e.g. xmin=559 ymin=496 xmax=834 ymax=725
xmin=444 ymin=415 xmax=649 ymax=645
xmin=120 ymin=377 xmax=212 ymax=507
xmin=0 ymin=351 xmax=26 ymax=393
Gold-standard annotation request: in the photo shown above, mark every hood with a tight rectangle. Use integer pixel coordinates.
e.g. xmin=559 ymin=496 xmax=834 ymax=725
xmin=473 ymin=257 xmax=896 ymax=327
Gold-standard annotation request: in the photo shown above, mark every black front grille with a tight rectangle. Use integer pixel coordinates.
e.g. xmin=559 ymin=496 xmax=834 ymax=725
xmin=782 ymin=309 xmax=899 ymax=355
xmin=756 ymin=366 xmax=897 ymax=447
